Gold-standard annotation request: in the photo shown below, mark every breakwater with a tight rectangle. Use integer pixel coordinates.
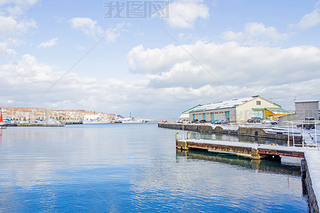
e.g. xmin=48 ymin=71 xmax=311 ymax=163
xmin=158 ymin=123 xmax=302 ymax=142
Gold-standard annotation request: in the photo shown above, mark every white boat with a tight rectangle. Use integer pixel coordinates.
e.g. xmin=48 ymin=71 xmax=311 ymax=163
xmin=83 ymin=119 xmax=111 ymax=124
xmin=121 ymin=117 xmax=144 ymax=123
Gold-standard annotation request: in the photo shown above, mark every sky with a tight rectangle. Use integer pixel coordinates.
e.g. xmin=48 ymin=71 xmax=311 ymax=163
xmin=0 ymin=0 xmax=320 ymax=119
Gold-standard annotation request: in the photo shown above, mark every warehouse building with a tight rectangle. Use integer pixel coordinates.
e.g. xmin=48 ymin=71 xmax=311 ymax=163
xmin=189 ymin=96 xmax=285 ymax=123
xmin=279 ymin=100 xmax=319 ymax=125
xmin=179 ymin=104 xmax=202 ymax=121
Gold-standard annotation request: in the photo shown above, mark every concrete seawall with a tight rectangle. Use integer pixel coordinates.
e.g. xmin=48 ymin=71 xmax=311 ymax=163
xmin=158 ymin=123 xmax=302 ymax=142
xmin=302 ymin=152 xmax=320 ymax=212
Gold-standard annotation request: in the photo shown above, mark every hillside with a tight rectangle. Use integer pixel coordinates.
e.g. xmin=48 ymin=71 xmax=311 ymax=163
xmin=0 ymin=106 xmax=116 ymax=121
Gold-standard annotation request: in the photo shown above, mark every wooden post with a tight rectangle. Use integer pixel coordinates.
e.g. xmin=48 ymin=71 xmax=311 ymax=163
xmin=292 ymin=121 xmax=295 ymax=147
xmin=187 ymin=132 xmax=191 ymax=139
xmin=315 ymin=122 xmax=318 ymax=150
xmin=251 ymin=148 xmax=261 ymax=160
xmin=287 ymin=124 xmax=290 ymax=147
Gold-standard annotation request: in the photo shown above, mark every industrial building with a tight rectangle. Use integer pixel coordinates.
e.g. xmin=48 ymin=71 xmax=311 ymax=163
xmin=279 ymin=100 xmax=320 ymax=125
xmin=189 ymin=96 xmax=287 ymax=123
xmin=179 ymin=104 xmax=202 ymax=121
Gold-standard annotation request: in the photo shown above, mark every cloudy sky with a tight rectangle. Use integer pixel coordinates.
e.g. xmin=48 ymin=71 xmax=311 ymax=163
xmin=0 ymin=0 xmax=320 ymax=119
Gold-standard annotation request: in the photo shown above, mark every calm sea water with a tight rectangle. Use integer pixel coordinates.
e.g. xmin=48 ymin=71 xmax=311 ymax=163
xmin=0 ymin=123 xmax=308 ymax=212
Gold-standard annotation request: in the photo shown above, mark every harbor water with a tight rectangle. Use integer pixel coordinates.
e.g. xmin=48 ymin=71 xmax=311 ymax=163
xmin=0 ymin=123 xmax=308 ymax=212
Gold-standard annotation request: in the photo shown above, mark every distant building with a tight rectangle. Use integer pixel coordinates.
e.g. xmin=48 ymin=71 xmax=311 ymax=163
xmin=0 ymin=106 xmax=116 ymax=122
xmin=279 ymin=100 xmax=319 ymax=125
xmin=189 ymin=96 xmax=286 ymax=123
xmin=295 ymin=100 xmax=319 ymax=120
xmin=179 ymin=104 xmax=201 ymax=121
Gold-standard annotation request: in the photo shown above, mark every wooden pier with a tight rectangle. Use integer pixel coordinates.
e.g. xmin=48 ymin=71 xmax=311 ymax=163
xmin=176 ymin=139 xmax=313 ymax=160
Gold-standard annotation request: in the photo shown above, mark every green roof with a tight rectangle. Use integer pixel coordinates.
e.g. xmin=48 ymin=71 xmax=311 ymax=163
xmin=182 ymin=104 xmax=202 ymax=114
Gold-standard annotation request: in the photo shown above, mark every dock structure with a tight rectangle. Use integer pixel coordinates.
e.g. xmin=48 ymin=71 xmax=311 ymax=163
xmin=177 ymin=139 xmax=309 ymax=160
xmin=159 ymin=122 xmax=303 ymax=142
xmin=176 ymin=137 xmax=320 ymax=212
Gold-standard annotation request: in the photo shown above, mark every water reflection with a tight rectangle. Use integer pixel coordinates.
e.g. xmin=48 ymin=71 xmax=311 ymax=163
xmin=176 ymin=150 xmax=301 ymax=176
xmin=0 ymin=124 xmax=308 ymax=212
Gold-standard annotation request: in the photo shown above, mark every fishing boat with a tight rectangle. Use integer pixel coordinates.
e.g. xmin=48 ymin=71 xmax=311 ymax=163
xmin=121 ymin=117 xmax=144 ymax=123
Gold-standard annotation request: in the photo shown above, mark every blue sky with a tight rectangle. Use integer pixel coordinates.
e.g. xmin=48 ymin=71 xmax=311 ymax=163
xmin=1 ymin=0 xmax=320 ymax=119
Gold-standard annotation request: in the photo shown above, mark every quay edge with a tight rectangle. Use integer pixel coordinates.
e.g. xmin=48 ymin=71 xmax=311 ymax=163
xmin=158 ymin=122 xmax=302 ymax=142
xmin=302 ymin=151 xmax=320 ymax=213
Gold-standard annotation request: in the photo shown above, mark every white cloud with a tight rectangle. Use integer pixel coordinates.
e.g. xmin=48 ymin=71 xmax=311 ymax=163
xmin=164 ymin=0 xmax=209 ymax=29
xmin=0 ymin=41 xmax=16 ymax=55
xmin=0 ymin=15 xmax=36 ymax=40
xmin=0 ymin=0 xmax=37 ymax=57
xmin=1 ymin=48 xmax=320 ymax=119
xmin=0 ymin=15 xmax=36 ymax=56
xmin=70 ymin=17 xmax=125 ymax=43
xmin=0 ymin=0 xmax=38 ymax=6
xmin=105 ymin=23 xmax=126 ymax=43
xmin=0 ymin=54 xmax=187 ymax=118
xmin=70 ymin=17 xmax=103 ymax=39
xmin=147 ymin=61 xmax=211 ymax=88
xmin=221 ymin=23 xmax=287 ymax=45
xmin=128 ymin=41 xmax=320 ymax=98
xmin=38 ymin=38 xmax=58 ymax=48
xmin=0 ymin=0 xmax=39 ymax=16
xmin=128 ymin=44 xmax=189 ymax=74
xmin=294 ymin=9 xmax=320 ymax=30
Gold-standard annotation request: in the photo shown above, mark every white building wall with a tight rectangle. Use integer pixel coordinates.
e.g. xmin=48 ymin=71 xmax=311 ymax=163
xmin=205 ymin=108 xmax=236 ymax=122
xmin=295 ymin=101 xmax=319 ymax=120
xmin=189 ymin=108 xmax=236 ymax=122
xmin=235 ymin=97 xmax=280 ymax=123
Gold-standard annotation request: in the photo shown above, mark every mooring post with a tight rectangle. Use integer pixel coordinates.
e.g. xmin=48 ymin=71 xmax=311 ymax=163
xmin=251 ymin=148 xmax=261 ymax=160
xmin=287 ymin=125 xmax=290 ymax=147
xmin=176 ymin=132 xmax=180 ymax=143
xmin=315 ymin=122 xmax=318 ymax=150
xmin=301 ymin=159 xmax=307 ymax=195
xmin=187 ymin=132 xmax=191 ymax=139
xmin=292 ymin=121 xmax=295 ymax=147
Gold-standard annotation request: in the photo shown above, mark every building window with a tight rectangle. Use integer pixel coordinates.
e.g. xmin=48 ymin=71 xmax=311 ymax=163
xmin=256 ymin=101 xmax=261 ymax=105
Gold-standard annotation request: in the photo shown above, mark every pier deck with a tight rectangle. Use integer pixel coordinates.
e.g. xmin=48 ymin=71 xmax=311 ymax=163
xmin=304 ymin=151 xmax=320 ymax=212
xmin=177 ymin=139 xmax=313 ymax=159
